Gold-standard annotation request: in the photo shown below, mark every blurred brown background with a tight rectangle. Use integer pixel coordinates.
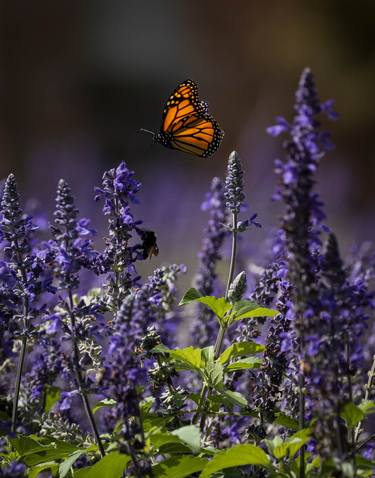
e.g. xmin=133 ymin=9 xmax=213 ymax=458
xmin=1 ymin=0 xmax=374 ymax=280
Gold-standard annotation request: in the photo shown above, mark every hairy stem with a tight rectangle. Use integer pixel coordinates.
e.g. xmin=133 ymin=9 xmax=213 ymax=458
xmin=11 ymin=240 xmax=30 ymax=433
xmin=197 ymin=212 xmax=238 ymax=431
xmin=298 ymin=368 xmax=305 ymax=478
xmin=68 ymin=290 xmax=105 ymax=457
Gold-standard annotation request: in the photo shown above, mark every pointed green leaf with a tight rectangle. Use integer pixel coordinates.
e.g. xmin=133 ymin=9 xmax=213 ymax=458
xmin=274 ymin=412 xmax=299 ymax=431
xmin=219 ymin=341 xmax=265 ymax=365
xmin=358 ymin=400 xmax=375 ymax=415
xmin=171 ymin=425 xmax=201 ymax=454
xmin=179 ymin=289 xmax=231 ymax=319
xmin=225 ymin=357 xmax=262 ymax=372
xmin=43 ymin=385 xmax=61 ymax=414
xmin=265 ymin=436 xmax=288 ymax=460
xmin=232 ymin=307 xmax=278 ymax=323
xmin=179 ymin=288 xmax=202 ymax=305
xmin=200 ymin=444 xmax=270 ymax=478
xmin=221 ymin=390 xmax=248 ymax=408
xmin=150 ymin=433 xmax=192 ymax=454
xmin=59 ymin=450 xmax=85 ymax=477
xmin=153 ymin=456 xmax=207 ymax=478
xmin=231 ymin=300 xmax=262 ymax=315
xmin=75 ymin=452 xmax=130 ymax=478
xmin=169 ymin=347 xmax=203 ymax=371
xmin=92 ymin=398 xmax=117 ymax=415
xmin=204 ymin=360 xmax=224 ymax=389
xmin=286 ymin=428 xmax=312 ymax=458
xmin=341 ymin=402 xmax=364 ymax=428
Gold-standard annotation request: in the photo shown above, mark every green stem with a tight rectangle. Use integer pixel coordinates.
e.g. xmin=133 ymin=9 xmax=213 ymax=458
xmin=11 ymin=336 xmax=27 ymax=433
xmin=67 ymin=290 xmax=105 ymax=457
xmin=11 ymin=240 xmax=30 ymax=433
xmin=197 ymin=212 xmax=238 ymax=431
xmin=298 ymin=370 xmax=305 ymax=478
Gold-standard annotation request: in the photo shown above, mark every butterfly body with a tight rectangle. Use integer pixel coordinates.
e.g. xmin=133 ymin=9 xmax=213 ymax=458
xmin=152 ymin=80 xmax=224 ymax=157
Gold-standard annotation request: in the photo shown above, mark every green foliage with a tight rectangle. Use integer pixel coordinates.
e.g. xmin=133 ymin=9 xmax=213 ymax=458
xmin=179 ymin=289 xmax=277 ymax=328
xmin=74 ymin=452 xmax=130 ymax=477
xmin=92 ymin=398 xmax=117 ymax=415
xmin=218 ymin=341 xmax=265 ymax=364
xmin=341 ymin=402 xmax=365 ymax=428
xmin=153 ymin=455 xmax=207 ymax=478
xmin=200 ymin=444 xmax=270 ymax=478
xmin=43 ymin=385 xmax=61 ymax=414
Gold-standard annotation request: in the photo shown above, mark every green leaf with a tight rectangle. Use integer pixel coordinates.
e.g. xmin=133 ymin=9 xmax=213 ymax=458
xmin=92 ymin=398 xmax=117 ymax=415
xmin=169 ymin=347 xmax=203 ymax=371
xmin=220 ymin=390 xmax=248 ymax=408
xmin=341 ymin=402 xmax=365 ymax=428
xmin=358 ymin=400 xmax=375 ymax=415
xmin=153 ymin=455 xmax=207 ymax=478
xmin=200 ymin=444 xmax=270 ymax=478
xmin=171 ymin=426 xmax=201 ymax=454
xmin=9 ymin=436 xmax=45 ymax=456
xmin=231 ymin=300 xmax=262 ymax=315
xmin=179 ymin=288 xmax=202 ymax=305
xmin=179 ymin=289 xmax=231 ymax=319
xmin=274 ymin=412 xmax=299 ymax=431
xmin=28 ymin=462 xmax=59 ymax=478
xmin=75 ymin=452 xmax=130 ymax=478
xmin=59 ymin=450 xmax=85 ymax=477
xmin=264 ymin=436 xmax=289 ymax=460
xmin=43 ymin=385 xmax=61 ymax=414
xmin=231 ymin=305 xmax=278 ymax=323
xmin=204 ymin=360 xmax=224 ymax=389
xmin=286 ymin=429 xmax=312 ymax=458
xmin=10 ymin=437 xmax=80 ymax=466
xmin=306 ymin=455 xmax=321 ymax=474
xmin=219 ymin=341 xmax=265 ymax=365
xmin=225 ymin=357 xmax=262 ymax=372
xmin=151 ymin=434 xmax=192 ymax=454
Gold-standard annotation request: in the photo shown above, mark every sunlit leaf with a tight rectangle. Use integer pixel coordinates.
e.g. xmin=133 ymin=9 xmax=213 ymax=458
xmin=341 ymin=402 xmax=364 ymax=428
xmin=225 ymin=357 xmax=262 ymax=372
xmin=153 ymin=455 xmax=207 ymax=478
xmin=92 ymin=398 xmax=117 ymax=415
xmin=43 ymin=385 xmax=61 ymax=414
xmin=75 ymin=452 xmax=130 ymax=478
xmin=219 ymin=342 xmax=265 ymax=364
xmin=179 ymin=289 xmax=231 ymax=319
xmin=200 ymin=444 xmax=270 ymax=477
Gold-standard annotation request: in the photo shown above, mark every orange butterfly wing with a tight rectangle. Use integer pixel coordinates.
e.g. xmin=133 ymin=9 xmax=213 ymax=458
xmin=156 ymin=80 xmax=224 ymax=157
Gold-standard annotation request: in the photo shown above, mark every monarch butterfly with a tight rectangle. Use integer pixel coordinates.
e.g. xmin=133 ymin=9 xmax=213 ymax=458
xmin=141 ymin=80 xmax=224 ymax=157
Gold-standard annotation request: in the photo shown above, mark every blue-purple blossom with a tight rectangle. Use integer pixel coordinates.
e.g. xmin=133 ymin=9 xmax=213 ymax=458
xmin=49 ymin=179 xmax=96 ymax=289
xmin=0 ymin=461 xmax=26 ymax=477
xmin=95 ymin=161 xmax=150 ymax=310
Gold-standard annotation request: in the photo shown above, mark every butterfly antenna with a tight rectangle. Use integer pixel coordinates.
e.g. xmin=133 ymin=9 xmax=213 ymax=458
xmin=139 ymin=128 xmax=155 ymax=138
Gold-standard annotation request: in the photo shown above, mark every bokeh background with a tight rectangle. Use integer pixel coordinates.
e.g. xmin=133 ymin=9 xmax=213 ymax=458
xmin=1 ymin=0 xmax=374 ymax=284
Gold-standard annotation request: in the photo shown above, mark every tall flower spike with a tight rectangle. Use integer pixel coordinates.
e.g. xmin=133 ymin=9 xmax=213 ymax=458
xmin=193 ymin=177 xmax=228 ymax=347
xmin=268 ymin=69 xmax=337 ymax=466
xmin=95 ymin=161 xmax=143 ymax=310
xmin=49 ymin=179 xmax=104 ymax=456
xmin=0 ymin=174 xmax=46 ymax=432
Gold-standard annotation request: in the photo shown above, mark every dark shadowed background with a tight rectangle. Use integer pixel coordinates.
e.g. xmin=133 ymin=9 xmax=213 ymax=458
xmin=1 ymin=0 xmax=374 ymax=284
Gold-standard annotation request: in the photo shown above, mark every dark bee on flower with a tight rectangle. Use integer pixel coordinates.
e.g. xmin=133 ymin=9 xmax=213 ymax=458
xmin=136 ymin=229 xmax=159 ymax=260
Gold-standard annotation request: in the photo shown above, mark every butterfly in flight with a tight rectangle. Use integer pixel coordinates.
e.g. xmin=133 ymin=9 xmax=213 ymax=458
xmin=141 ymin=80 xmax=224 ymax=157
